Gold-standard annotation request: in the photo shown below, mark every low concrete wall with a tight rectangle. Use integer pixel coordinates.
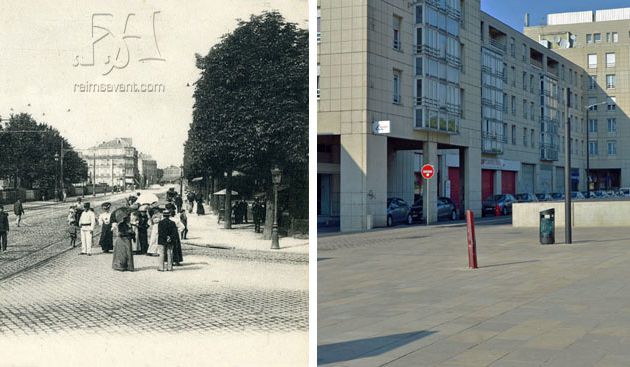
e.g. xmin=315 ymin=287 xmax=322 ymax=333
xmin=513 ymin=200 xmax=630 ymax=228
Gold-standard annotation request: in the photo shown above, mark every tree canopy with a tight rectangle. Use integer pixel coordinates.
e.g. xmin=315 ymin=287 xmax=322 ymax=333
xmin=184 ymin=11 xmax=308 ymax=228
xmin=0 ymin=113 xmax=88 ymax=190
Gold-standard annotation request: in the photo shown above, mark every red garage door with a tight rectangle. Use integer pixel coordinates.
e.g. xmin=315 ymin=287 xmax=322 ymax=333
xmin=501 ymin=171 xmax=516 ymax=195
xmin=482 ymin=170 xmax=494 ymax=201
xmin=448 ymin=167 xmax=460 ymax=210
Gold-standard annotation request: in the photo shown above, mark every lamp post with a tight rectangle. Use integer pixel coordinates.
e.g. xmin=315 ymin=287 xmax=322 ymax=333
xmin=54 ymin=153 xmax=60 ymax=201
xmin=585 ymin=101 xmax=607 ymax=198
xmin=270 ymin=166 xmax=282 ymax=250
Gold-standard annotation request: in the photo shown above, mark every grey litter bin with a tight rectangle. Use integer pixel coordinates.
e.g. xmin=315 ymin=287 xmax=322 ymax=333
xmin=540 ymin=208 xmax=555 ymax=245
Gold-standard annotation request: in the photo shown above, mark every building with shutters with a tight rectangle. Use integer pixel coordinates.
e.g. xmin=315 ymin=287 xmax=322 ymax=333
xmin=80 ymin=138 xmax=139 ymax=190
xmin=317 ymin=0 xmax=626 ymax=232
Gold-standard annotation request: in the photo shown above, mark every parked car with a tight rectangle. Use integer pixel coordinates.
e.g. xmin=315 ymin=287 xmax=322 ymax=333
xmin=515 ymin=193 xmax=538 ymax=203
xmin=550 ymin=193 xmax=565 ymax=200
xmin=619 ymin=188 xmax=630 ymax=197
xmin=571 ymin=191 xmax=585 ymax=200
xmin=387 ymin=197 xmax=412 ymax=226
xmin=592 ymin=190 xmax=607 ymax=199
xmin=482 ymin=194 xmax=516 ymax=216
xmin=410 ymin=197 xmax=459 ymax=222
xmin=535 ymin=193 xmax=553 ymax=201
xmin=607 ymin=190 xmax=618 ymax=198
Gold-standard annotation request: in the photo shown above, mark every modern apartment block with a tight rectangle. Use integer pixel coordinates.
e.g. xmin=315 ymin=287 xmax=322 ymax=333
xmin=317 ymin=0 xmax=594 ymax=232
xmin=525 ymin=8 xmax=630 ymax=191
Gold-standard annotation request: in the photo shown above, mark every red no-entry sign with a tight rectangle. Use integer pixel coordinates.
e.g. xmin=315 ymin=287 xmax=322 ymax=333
xmin=421 ymin=164 xmax=435 ymax=179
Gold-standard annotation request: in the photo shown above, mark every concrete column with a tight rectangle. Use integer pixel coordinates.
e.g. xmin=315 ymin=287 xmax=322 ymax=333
xmin=463 ymin=147 xmax=482 ymax=217
xmin=387 ymin=150 xmax=415 ymax=206
xmin=340 ymin=133 xmax=387 ymax=232
xmin=422 ymin=141 xmax=438 ymax=224
xmin=494 ymin=169 xmax=502 ymax=195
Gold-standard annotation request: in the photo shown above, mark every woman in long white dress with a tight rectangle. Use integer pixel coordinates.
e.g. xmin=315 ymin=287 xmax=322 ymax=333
xmin=146 ymin=211 xmax=162 ymax=256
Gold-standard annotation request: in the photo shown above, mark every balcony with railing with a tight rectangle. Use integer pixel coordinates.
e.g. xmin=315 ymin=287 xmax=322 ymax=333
xmin=540 ymin=143 xmax=559 ymax=161
xmin=488 ymin=26 xmax=507 ymax=53
xmin=482 ymin=132 xmax=506 ymax=154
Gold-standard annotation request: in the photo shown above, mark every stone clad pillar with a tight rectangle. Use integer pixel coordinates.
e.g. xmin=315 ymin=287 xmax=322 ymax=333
xmin=463 ymin=147 xmax=482 ymax=217
xmin=340 ymin=134 xmax=387 ymax=231
xmin=422 ymin=141 xmax=438 ymax=224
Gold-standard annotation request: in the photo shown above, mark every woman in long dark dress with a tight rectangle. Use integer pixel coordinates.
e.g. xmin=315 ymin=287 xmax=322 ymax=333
xmin=137 ymin=208 xmax=150 ymax=254
xmin=112 ymin=215 xmax=135 ymax=271
xmin=98 ymin=203 xmax=113 ymax=252
xmin=195 ymin=194 xmax=205 ymax=215
xmin=169 ymin=208 xmax=184 ymax=265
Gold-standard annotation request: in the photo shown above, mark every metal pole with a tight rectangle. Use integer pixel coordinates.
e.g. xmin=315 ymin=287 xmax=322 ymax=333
xmin=92 ymin=152 xmax=96 ymax=196
xmin=426 ymin=179 xmax=430 ymax=226
xmin=586 ymin=107 xmax=590 ymax=197
xmin=271 ymin=183 xmax=280 ymax=249
xmin=60 ymin=140 xmax=64 ymax=201
xmin=564 ymin=88 xmax=572 ymax=244
xmin=180 ymin=166 xmax=184 ymax=194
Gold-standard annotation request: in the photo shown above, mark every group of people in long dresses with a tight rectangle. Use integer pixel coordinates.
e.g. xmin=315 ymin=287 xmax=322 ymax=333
xmin=68 ymin=195 xmax=190 ymax=272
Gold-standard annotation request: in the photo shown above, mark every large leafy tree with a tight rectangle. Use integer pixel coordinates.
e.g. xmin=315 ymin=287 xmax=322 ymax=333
xmin=0 ymin=113 xmax=87 ymax=194
xmin=185 ymin=11 xmax=308 ymax=232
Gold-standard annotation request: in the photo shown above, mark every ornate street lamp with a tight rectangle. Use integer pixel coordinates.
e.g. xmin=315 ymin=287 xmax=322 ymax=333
xmin=270 ymin=166 xmax=282 ymax=250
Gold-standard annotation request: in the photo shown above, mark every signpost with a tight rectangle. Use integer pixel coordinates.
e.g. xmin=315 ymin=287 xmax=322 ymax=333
xmin=421 ymin=164 xmax=435 ymax=225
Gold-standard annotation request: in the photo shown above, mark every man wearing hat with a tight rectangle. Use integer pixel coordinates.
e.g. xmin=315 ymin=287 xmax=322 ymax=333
xmin=78 ymin=202 xmax=96 ymax=255
xmin=0 ymin=205 xmax=9 ymax=252
xmin=157 ymin=208 xmax=178 ymax=271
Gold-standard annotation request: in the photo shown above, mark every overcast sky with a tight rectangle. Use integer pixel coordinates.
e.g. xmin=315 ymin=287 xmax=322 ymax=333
xmin=0 ymin=0 xmax=307 ymax=168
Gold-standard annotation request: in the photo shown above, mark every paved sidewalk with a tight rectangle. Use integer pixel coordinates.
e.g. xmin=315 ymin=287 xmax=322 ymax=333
xmin=184 ymin=209 xmax=308 ymax=254
xmin=319 ymin=224 xmax=630 ymax=366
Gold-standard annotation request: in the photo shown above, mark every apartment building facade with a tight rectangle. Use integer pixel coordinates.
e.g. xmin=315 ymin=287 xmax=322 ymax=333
xmin=80 ymin=138 xmax=139 ymax=190
xmin=317 ymin=0 xmax=590 ymax=232
xmin=525 ymin=8 xmax=630 ymax=191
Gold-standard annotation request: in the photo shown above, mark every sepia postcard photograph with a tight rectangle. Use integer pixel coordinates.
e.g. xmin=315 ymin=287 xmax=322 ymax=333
xmin=0 ymin=0 xmax=308 ymax=366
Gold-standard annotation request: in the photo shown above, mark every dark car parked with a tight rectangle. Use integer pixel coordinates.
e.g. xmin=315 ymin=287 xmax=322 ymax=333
xmin=387 ymin=197 xmax=412 ymax=226
xmin=410 ymin=197 xmax=458 ymax=222
xmin=515 ymin=193 xmax=538 ymax=203
xmin=482 ymin=194 xmax=516 ymax=216
xmin=535 ymin=193 xmax=553 ymax=201
xmin=550 ymin=192 xmax=565 ymax=200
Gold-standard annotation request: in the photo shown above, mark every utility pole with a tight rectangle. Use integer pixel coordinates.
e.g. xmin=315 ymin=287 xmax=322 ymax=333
xmin=564 ymin=87 xmax=572 ymax=244
xmin=60 ymin=140 xmax=64 ymax=200
xmin=93 ymin=152 xmax=96 ymax=196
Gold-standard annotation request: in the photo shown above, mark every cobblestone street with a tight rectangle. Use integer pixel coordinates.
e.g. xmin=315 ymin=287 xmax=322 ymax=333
xmin=0 ymin=196 xmax=308 ymax=366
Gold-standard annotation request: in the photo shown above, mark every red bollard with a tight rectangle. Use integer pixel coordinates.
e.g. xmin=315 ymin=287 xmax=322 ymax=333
xmin=495 ymin=203 xmax=501 ymax=216
xmin=466 ymin=210 xmax=478 ymax=269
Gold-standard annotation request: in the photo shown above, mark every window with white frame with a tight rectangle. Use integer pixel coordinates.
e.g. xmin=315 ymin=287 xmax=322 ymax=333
xmin=594 ymin=33 xmax=601 ymax=43
xmin=588 ymin=97 xmax=598 ymax=111
xmin=608 ymin=141 xmax=617 ymax=155
xmin=612 ymin=32 xmax=618 ymax=43
xmin=393 ymin=70 xmax=401 ymax=104
xmin=588 ymin=54 xmax=597 ymax=69
xmin=589 ymin=141 xmax=598 ymax=155
xmin=393 ymin=15 xmax=402 ymax=50
xmin=606 ymin=53 xmax=615 ymax=68
xmin=607 ymin=96 xmax=616 ymax=111
xmin=608 ymin=118 xmax=616 ymax=133
xmin=586 ymin=34 xmax=592 ymax=44
xmin=606 ymin=74 xmax=616 ymax=89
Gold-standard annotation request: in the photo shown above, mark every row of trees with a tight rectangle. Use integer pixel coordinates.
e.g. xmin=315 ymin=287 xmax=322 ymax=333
xmin=0 ymin=113 xmax=88 ymax=194
xmin=184 ymin=11 xmax=308 ymax=236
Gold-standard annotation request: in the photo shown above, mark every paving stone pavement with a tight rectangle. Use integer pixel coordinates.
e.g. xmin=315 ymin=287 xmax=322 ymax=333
xmin=318 ymin=224 xmax=630 ymax=366
xmin=0 ymin=193 xmax=308 ymax=366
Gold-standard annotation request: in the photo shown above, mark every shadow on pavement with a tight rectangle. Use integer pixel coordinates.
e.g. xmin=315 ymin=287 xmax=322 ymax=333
xmin=317 ymin=330 xmax=436 ymax=365
xmin=572 ymin=237 xmax=630 ymax=244
xmin=317 ymin=257 xmax=332 ymax=262
xmin=479 ymin=259 xmax=540 ymax=269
